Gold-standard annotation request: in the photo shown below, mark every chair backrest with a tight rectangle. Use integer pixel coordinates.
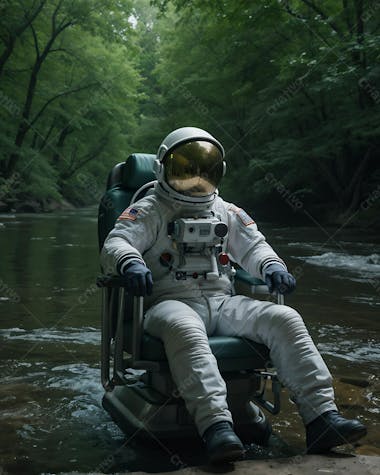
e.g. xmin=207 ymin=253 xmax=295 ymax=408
xmin=98 ymin=153 xmax=156 ymax=250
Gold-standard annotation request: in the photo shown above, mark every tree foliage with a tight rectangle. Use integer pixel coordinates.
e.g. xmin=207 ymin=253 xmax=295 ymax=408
xmin=0 ymin=0 xmax=139 ymax=210
xmin=145 ymin=0 xmax=380 ymax=223
xmin=0 ymin=0 xmax=379 ymax=224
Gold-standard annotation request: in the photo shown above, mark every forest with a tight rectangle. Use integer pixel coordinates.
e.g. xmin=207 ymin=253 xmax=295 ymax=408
xmin=0 ymin=0 xmax=379 ymax=225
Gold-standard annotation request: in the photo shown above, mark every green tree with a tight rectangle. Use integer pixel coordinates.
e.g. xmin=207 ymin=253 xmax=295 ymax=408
xmin=147 ymin=0 xmax=380 ymax=223
xmin=0 ymin=0 xmax=141 ymax=210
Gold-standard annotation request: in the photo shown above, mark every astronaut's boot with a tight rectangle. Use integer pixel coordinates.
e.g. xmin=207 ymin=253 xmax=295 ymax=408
xmin=202 ymin=421 xmax=245 ymax=463
xmin=306 ymin=410 xmax=367 ymax=454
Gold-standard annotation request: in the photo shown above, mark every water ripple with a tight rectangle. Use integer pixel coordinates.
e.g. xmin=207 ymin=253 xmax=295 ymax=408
xmin=0 ymin=327 xmax=100 ymax=345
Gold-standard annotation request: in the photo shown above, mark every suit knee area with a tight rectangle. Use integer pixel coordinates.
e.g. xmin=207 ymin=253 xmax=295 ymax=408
xmin=145 ymin=299 xmax=202 ymax=329
xmin=162 ymin=318 xmax=211 ymax=357
xmin=147 ymin=301 xmax=206 ymax=337
xmin=270 ymin=305 xmax=306 ymax=333
xmin=165 ymin=317 xmax=207 ymax=341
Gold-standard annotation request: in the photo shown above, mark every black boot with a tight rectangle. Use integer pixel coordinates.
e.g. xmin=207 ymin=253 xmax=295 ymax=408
xmin=306 ymin=410 xmax=367 ymax=454
xmin=202 ymin=421 xmax=245 ymax=463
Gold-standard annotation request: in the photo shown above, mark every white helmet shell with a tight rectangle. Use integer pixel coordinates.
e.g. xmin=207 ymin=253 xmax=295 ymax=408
xmin=157 ymin=127 xmax=225 ymax=161
xmin=154 ymin=127 xmax=226 ymax=205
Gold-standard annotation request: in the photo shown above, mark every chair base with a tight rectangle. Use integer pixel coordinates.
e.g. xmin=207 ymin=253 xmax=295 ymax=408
xmin=102 ymin=383 xmax=272 ymax=444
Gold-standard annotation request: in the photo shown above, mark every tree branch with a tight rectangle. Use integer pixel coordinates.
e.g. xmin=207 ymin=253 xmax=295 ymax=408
xmin=30 ymin=82 xmax=100 ymax=127
xmin=38 ymin=118 xmax=57 ymax=151
xmin=5 ymin=1 xmax=76 ymax=176
xmin=17 ymin=0 xmax=46 ymax=36
xmin=280 ymin=0 xmax=335 ymax=46
xmin=346 ymin=144 xmax=375 ymax=196
xmin=281 ymin=0 xmax=308 ymax=21
xmin=38 ymin=19 xmax=73 ymax=66
xmin=30 ymin=23 xmax=40 ymax=59
xmin=311 ymin=155 xmax=344 ymax=202
xmin=49 ymin=47 xmax=70 ymax=54
xmin=52 ymin=0 xmax=64 ymax=33
xmin=300 ymin=0 xmax=345 ymax=38
xmin=0 ymin=0 xmax=46 ymax=76
xmin=52 ymin=124 xmax=74 ymax=162
xmin=62 ymin=134 xmax=110 ymax=179
xmin=354 ymin=0 xmax=364 ymax=41
xmin=342 ymin=0 xmax=353 ymax=36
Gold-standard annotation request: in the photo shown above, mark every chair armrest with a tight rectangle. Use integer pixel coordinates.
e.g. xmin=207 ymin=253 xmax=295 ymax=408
xmin=235 ymin=269 xmax=284 ymax=304
xmin=235 ymin=269 xmax=265 ymax=286
xmin=97 ymin=274 xmax=160 ymax=372
xmin=97 ymin=274 xmax=129 ymax=288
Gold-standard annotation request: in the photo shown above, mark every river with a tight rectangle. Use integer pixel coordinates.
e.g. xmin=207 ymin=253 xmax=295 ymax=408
xmin=0 ymin=208 xmax=379 ymax=474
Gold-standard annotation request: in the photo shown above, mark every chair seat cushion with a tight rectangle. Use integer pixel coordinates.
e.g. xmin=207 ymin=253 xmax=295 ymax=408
xmin=124 ymin=322 xmax=270 ymax=371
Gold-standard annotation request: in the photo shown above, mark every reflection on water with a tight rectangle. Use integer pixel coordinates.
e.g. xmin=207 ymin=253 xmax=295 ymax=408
xmin=0 ymin=210 xmax=379 ymax=474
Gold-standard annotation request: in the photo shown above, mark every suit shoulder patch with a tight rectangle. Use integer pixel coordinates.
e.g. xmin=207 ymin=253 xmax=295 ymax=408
xmin=118 ymin=207 xmax=140 ymax=221
xmin=228 ymin=205 xmax=255 ymax=226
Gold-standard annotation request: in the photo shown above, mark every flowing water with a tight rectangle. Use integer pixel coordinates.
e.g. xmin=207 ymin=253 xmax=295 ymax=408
xmin=0 ymin=208 xmax=379 ymax=474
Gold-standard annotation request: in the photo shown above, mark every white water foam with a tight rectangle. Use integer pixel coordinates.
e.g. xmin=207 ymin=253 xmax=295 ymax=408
xmin=343 ymin=295 xmax=380 ymax=307
xmin=48 ymin=363 xmax=103 ymax=401
xmin=0 ymin=326 xmax=100 ymax=345
xmin=317 ymin=341 xmax=380 ymax=363
xmin=317 ymin=324 xmax=380 ymax=363
xmin=3 ymin=360 xmax=121 ymax=447
xmin=296 ymin=252 xmax=380 ymax=275
xmin=287 ymin=242 xmax=335 ymax=251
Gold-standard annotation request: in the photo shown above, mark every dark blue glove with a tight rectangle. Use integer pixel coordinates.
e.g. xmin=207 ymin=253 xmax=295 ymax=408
xmin=264 ymin=263 xmax=296 ymax=295
xmin=121 ymin=260 xmax=153 ymax=296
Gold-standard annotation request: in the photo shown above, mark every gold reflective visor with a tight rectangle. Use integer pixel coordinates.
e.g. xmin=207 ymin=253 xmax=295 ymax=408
xmin=163 ymin=141 xmax=224 ymax=197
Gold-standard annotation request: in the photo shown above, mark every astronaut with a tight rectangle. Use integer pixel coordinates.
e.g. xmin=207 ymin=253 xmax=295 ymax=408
xmin=101 ymin=127 xmax=367 ymax=463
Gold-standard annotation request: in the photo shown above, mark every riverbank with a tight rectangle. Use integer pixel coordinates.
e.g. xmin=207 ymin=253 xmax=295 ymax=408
xmin=0 ymin=198 xmax=76 ymax=213
xmin=0 ymin=200 xmax=379 ymax=230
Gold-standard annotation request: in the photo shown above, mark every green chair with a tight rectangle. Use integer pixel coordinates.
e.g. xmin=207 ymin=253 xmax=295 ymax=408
xmin=97 ymin=153 xmax=282 ymax=442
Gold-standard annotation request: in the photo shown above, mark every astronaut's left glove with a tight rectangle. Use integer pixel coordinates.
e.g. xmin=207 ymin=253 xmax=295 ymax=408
xmin=264 ymin=263 xmax=296 ymax=295
xmin=119 ymin=260 xmax=153 ymax=297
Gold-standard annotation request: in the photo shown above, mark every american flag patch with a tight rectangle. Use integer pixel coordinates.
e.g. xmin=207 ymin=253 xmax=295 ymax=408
xmin=229 ymin=205 xmax=255 ymax=226
xmin=118 ymin=207 xmax=140 ymax=221
xmin=237 ymin=209 xmax=255 ymax=226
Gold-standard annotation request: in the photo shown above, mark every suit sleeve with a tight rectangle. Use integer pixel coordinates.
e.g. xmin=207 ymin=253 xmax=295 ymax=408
xmin=100 ymin=199 xmax=160 ymax=275
xmin=225 ymin=202 xmax=287 ymax=280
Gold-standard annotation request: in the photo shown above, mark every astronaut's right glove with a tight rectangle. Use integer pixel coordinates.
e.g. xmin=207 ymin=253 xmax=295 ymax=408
xmin=264 ymin=263 xmax=296 ymax=295
xmin=119 ymin=260 xmax=153 ymax=296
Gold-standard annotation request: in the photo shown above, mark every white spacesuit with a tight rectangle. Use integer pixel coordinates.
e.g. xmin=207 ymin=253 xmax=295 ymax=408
xmin=101 ymin=127 xmax=366 ymax=462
